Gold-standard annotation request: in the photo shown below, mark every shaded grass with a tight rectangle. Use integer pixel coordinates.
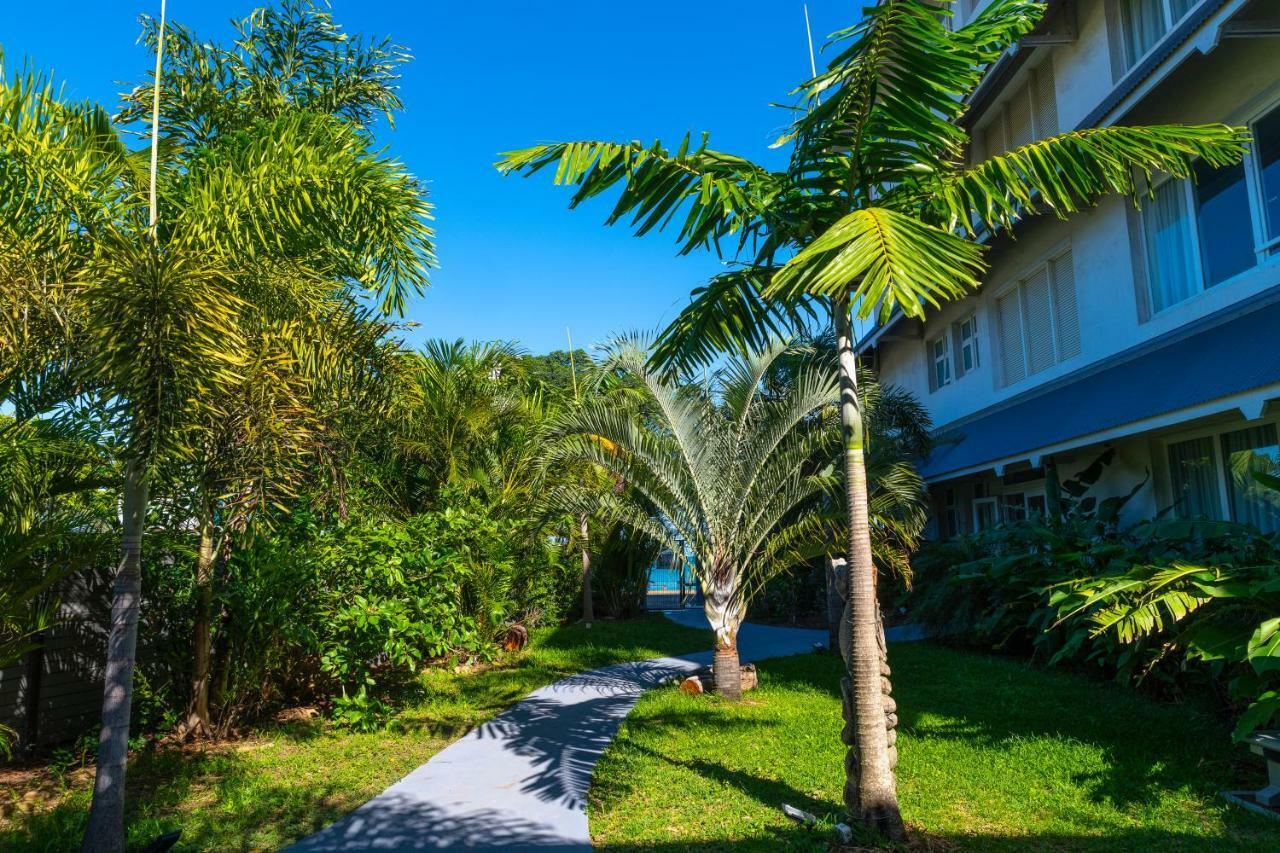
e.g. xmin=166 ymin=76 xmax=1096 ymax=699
xmin=0 ymin=615 xmax=711 ymax=851
xmin=589 ymin=643 xmax=1280 ymax=851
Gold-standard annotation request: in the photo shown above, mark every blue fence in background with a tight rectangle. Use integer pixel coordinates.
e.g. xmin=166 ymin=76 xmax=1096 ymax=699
xmin=646 ymin=564 xmax=701 ymax=611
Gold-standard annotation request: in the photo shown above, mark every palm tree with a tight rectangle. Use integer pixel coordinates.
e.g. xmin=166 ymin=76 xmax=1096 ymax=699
xmin=499 ymin=0 xmax=1249 ymax=837
xmin=551 ymin=337 xmax=839 ymax=699
xmin=1 ymin=13 xmax=432 ymax=848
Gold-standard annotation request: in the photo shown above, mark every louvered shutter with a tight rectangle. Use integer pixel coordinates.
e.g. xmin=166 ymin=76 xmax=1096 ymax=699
xmin=1021 ymin=268 xmax=1055 ymax=375
xmin=1051 ymin=251 xmax=1081 ymax=360
xmin=1032 ymin=62 xmax=1058 ymax=138
xmin=1006 ymin=85 xmax=1033 ymax=150
xmin=997 ymin=291 xmax=1025 ymax=385
xmin=984 ymin=119 xmax=1006 ymax=160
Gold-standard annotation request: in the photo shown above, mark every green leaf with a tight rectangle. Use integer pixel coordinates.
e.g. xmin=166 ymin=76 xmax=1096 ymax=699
xmin=1248 ymin=618 xmax=1280 ymax=674
xmin=1234 ymin=691 xmax=1280 ymax=741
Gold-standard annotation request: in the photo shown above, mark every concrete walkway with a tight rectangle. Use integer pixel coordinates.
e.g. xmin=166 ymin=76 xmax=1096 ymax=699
xmin=285 ymin=615 xmax=852 ymax=851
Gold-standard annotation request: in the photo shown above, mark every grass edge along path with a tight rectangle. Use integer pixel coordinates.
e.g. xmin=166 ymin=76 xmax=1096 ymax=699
xmin=589 ymin=643 xmax=1280 ymax=852
xmin=0 ymin=615 xmax=711 ymax=851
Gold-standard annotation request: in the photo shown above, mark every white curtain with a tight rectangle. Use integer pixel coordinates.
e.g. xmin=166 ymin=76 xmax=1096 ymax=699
xmin=1168 ymin=436 xmax=1222 ymax=520
xmin=1221 ymin=425 xmax=1280 ymax=533
xmin=1144 ymin=179 xmax=1197 ymax=312
xmin=1123 ymin=0 xmax=1167 ymax=65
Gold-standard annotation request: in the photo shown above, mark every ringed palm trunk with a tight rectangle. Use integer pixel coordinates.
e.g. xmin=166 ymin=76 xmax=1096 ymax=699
xmin=183 ymin=504 xmax=217 ymax=738
xmin=702 ymin=574 xmax=745 ymax=701
xmin=834 ymin=296 xmax=905 ymax=841
xmin=82 ymin=461 xmax=150 ymax=853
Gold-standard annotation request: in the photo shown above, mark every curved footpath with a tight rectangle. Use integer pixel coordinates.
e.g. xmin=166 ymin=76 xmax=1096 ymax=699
xmin=286 ymin=613 xmax=922 ymax=851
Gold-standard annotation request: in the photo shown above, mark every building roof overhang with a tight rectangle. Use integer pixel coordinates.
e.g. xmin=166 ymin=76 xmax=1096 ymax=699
xmin=916 ymin=286 xmax=1280 ymax=483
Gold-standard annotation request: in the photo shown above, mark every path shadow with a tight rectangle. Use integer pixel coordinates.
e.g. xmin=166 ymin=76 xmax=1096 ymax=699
xmin=283 ymin=793 xmax=588 ymax=851
xmin=472 ymin=658 xmax=704 ymax=810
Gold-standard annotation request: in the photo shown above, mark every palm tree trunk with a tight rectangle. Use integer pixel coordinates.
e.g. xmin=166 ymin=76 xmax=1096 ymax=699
xmin=702 ymin=579 xmax=745 ymax=701
xmin=825 ymin=556 xmax=845 ymax=655
xmin=580 ymin=514 xmax=594 ymax=625
xmin=82 ymin=462 xmax=149 ymax=853
xmin=713 ymin=639 xmax=743 ymax=701
xmin=834 ymin=296 xmax=905 ymax=841
xmin=183 ymin=506 xmax=217 ymax=738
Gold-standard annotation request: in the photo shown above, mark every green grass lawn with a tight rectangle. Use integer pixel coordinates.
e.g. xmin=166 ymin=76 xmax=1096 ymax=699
xmin=0 ymin=616 xmax=711 ymax=852
xmin=590 ymin=643 xmax=1280 ymax=851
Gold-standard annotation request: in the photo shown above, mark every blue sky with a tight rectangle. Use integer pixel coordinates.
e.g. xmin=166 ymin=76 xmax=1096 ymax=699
xmin=3 ymin=1 xmax=858 ymax=354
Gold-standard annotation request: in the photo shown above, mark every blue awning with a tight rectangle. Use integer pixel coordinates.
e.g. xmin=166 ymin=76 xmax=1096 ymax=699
xmin=919 ymin=290 xmax=1280 ymax=481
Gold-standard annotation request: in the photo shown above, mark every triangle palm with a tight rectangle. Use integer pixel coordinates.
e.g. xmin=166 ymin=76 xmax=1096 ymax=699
xmin=498 ymin=0 xmax=1248 ymax=838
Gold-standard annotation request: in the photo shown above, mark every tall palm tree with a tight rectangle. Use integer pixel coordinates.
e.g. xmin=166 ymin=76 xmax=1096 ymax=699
xmin=1 ymin=17 xmax=433 ymax=851
xmin=499 ymin=0 xmax=1249 ymax=837
xmin=552 ymin=337 xmax=839 ymax=699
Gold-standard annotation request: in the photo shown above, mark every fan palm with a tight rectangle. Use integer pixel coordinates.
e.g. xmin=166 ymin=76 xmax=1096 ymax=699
xmin=551 ymin=336 xmax=839 ymax=698
xmin=499 ymin=0 xmax=1249 ymax=837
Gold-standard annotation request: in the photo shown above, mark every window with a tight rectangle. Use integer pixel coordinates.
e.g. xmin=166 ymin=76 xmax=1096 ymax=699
xmin=939 ymin=488 xmax=962 ymax=539
xmin=1001 ymin=492 xmax=1027 ymax=524
xmin=953 ymin=314 xmax=980 ymax=376
xmin=1140 ymin=102 xmax=1280 ymax=313
xmin=973 ymin=497 xmax=998 ymax=531
xmin=1221 ymin=424 xmax=1280 ymax=533
xmin=928 ymin=334 xmax=952 ymax=392
xmin=1193 ymin=158 xmax=1254 ymax=286
xmin=973 ymin=62 xmax=1057 ymax=163
xmin=1167 ymin=435 xmax=1223 ymax=519
xmin=1256 ymin=106 xmax=1280 ymax=248
xmin=1119 ymin=0 xmax=1199 ymax=70
xmin=995 ymin=249 xmax=1081 ymax=387
xmin=1166 ymin=423 xmax=1280 ymax=533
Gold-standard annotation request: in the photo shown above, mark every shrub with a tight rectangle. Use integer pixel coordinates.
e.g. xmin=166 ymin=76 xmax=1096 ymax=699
xmin=910 ymin=502 xmax=1280 ymax=740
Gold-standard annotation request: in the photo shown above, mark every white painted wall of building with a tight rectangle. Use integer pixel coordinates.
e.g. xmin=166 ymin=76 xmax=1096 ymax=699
xmin=877 ymin=9 xmax=1280 ymax=432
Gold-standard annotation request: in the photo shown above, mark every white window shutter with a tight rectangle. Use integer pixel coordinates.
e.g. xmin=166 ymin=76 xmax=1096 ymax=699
xmin=1052 ymin=251 xmax=1081 ymax=360
xmin=1006 ymin=84 xmax=1033 ymax=150
xmin=984 ymin=119 xmax=1006 ymax=160
xmin=1021 ymin=268 xmax=1055 ymax=375
xmin=997 ymin=291 xmax=1026 ymax=385
xmin=1032 ymin=62 xmax=1058 ymax=139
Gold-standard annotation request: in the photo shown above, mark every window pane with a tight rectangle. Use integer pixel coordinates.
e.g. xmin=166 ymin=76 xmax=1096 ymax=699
xmin=1145 ymin=179 xmax=1197 ymax=312
xmin=1221 ymin=424 xmax=1280 ymax=533
xmin=1169 ymin=0 xmax=1197 ymax=19
xmin=1194 ymin=158 xmax=1254 ymax=285
xmin=1255 ymin=106 xmax=1280 ymax=243
xmin=1122 ymin=0 xmax=1167 ymax=66
xmin=1168 ymin=436 xmax=1223 ymax=519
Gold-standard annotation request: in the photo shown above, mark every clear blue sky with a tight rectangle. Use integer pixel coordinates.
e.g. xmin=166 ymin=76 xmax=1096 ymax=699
xmin=3 ymin=1 xmax=857 ymax=354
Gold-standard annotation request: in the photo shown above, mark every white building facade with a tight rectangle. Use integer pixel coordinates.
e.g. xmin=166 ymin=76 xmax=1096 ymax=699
xmin=861 ymin=0 xmax=1280 ymax=536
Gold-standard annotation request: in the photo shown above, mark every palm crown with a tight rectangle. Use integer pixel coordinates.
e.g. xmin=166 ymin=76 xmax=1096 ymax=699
xmin=498 ymin=0 xmax=1247 ymax=370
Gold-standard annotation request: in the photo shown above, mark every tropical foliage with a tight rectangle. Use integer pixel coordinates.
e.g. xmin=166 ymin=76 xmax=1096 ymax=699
xmin=500 ymin=0 xmax=1248 ymax=837
xmin=910 ymin=472 xmax=1280 ymax=743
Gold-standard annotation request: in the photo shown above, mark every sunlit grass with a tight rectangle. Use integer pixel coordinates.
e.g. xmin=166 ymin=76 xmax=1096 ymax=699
xmin=589 ymin=645 xmax=1280 ymax=851
xmin=0 ymin=616 xmax=711 ymax=851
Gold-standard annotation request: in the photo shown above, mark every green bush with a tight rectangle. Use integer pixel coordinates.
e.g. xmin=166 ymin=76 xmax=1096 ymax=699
xmin=910 ymin=506 xmax=1280 ymax=741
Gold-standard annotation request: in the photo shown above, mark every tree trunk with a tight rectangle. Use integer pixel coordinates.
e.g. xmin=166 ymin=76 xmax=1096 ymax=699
xmin=825 ymin=556 xmax=846 ymax=655
xmin=834 ymin=297 xmax=905 ymax=841
xmin=580 ymin=515 xmax=594 ymax=625
xmin=183 ymin=507 xmax=217 ymax=738
xmin=82 ymin=463 xmax=149 ymax=853
xmin=702 ymin=578 xmax=745 ymax=701
xmin=712 ymin=640 xmax=743 ymax=701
